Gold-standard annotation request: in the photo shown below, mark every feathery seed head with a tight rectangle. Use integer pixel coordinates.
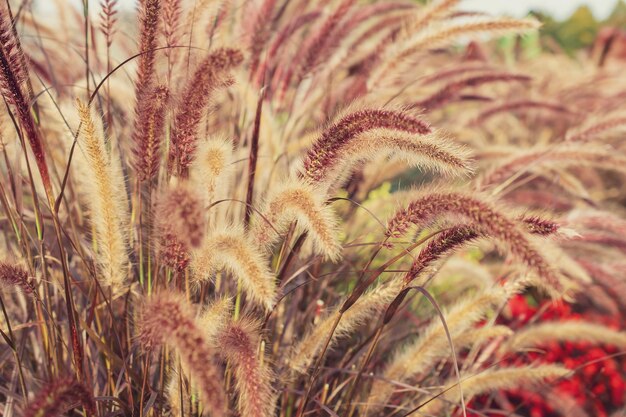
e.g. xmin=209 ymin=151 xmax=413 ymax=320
xmin=481 ymin=144 xmax=626 ymax=189
xmin=190 ymin=135 xmax=234 ymax=198
xmin=289 ymin=280 xmax=402 ymax=373
xmin=157 ymin=183 xmax=206 ymax=249
xmin=133 ymin=84 xmax=169 ymax=181
xmin=76 ymin=99 xmax=129 ymax=291
xmin=218 ymin=317 xmax=275 ymax=417
xmin=132 ymin=0 xmax=163 ymax=155
xmin=0 ymin=5 xmax=52 ymax=196
xmin=136 ymin=0 xmax=161 ymax=84
xmin=417 ymin=365 xmax=568 ymax=415
xmin=386 ymin=190 xmax=562 ymax=291
xmin=199 ymin=296 xmax=233 ymax=342
xmin=0 ymin=261 xmax=34 ymax=293
xmin=414 ymin=73 xmax=531 ymax=111
xmin=23 ymin=376 xmax=95 ymax=417
xmin=192 ymin=225 xmax=276 ymax=310
xmin=305 ymin=127 xmax=473 ymax=187
xmin=159 ymin=233 xmax=191 ymax=272
xmin=0 ymin=6 xmax=27 ymax=103
xmin=368 ymin=287 xmax=507 ymax=412
xmin=251 ymin=179 xmax=342 ymax=261
xmin=504 ymin=321 xmax=626 ymax=352
xmin=520 ymin=214 xmax=560 ymax=236
xmin=136 ymin=292 xmax=228 ymax=416
xmin=302 ymin=108 xmax=431 ymax=183
xmin=404 ymin=225 xmax=479 ymax=285
xmin=169 ymin=48 xmax=243 ymax=176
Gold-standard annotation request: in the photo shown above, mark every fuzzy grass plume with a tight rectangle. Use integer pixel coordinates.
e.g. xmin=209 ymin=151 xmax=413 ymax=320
xmin=136 ymin=292 xmax=228 ymax=416
xmin=251 ymin=179 xmax=342 ymax=261
xmin=192 ymin=225 xmax=276 ymax=310
xmin=0 ymin=261 xmax=34 ymax=293
xmin=76 ymin=100 xmax=129 ymax=291
xmin=367 ymin=287 xmax=506 ymax=412
xmin=218 ymin=317 xmax=275 ymax=417
xmin=1 ymin=1 xmax=624 ymax=417
xmin=22 ymin=376 xmax=95 ymax=417
xmin=169 ymin=48 xmax=243 ymax=176
xmin=386 ymin=190 xmax=562 ymax=291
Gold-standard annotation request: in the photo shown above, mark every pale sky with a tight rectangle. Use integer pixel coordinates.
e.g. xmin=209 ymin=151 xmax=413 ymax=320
xmin=460 ymin=0 xmax=619 ymax=20
xmin=44 ymin=0 xmax=622 ymax=21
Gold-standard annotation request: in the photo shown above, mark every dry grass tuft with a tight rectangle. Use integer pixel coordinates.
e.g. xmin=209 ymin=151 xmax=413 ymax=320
xmin=0 ymin=1 xmax=624 ymax=416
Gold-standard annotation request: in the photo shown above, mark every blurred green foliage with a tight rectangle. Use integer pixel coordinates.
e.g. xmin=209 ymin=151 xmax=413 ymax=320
xmin=532 ymin=1 xmax=626 ymax=52
xmin=412 ymin=0 xmax=626 ymax=53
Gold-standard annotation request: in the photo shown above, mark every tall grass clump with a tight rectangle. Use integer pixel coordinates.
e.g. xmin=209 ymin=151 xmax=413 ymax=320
xmin=0 ymin=1 xmax=624 ymax=417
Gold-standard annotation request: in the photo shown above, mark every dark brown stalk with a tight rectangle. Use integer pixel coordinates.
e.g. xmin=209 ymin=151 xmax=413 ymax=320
xmin=244 ymin=87 xmax=265 ymax=228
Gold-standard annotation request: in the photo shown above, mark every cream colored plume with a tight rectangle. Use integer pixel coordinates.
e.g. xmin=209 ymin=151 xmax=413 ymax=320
xmin=367 ymin=287 xmax=506 ymax=413
xmin=370 ymin=17 xmax=540 ymax=89
xmin=316 ymin=128 xmax=474 ymax=188
xmin=504 ymin=321 xmax=626 ymax=353
xmin=190 ymin=135 xmax=234 ymax=202
xmin=75 ymin=99 xmax=129 ymax=292
xmin=288 ymin=279 xmax=402 ymax=373
xmin=191 ymin=226 xmax=277 ymax=310
xmin=421 ymin=365 xmax=569 ymax=415
xmin=250 ymin=178 xmax=343 ymax=262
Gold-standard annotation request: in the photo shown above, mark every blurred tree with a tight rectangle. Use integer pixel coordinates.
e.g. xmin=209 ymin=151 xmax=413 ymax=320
xmin=606 ymin=0 xmax=626 ymax=27
xmin=557 ymin=6 xmax=598 ymax=50
xmin=534 ymin=1 xmax=626 ymax=53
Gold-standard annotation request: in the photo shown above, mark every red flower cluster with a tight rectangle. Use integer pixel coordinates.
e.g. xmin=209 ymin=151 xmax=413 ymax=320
xmin=468 ymin=294 xmax=626 ymax=417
